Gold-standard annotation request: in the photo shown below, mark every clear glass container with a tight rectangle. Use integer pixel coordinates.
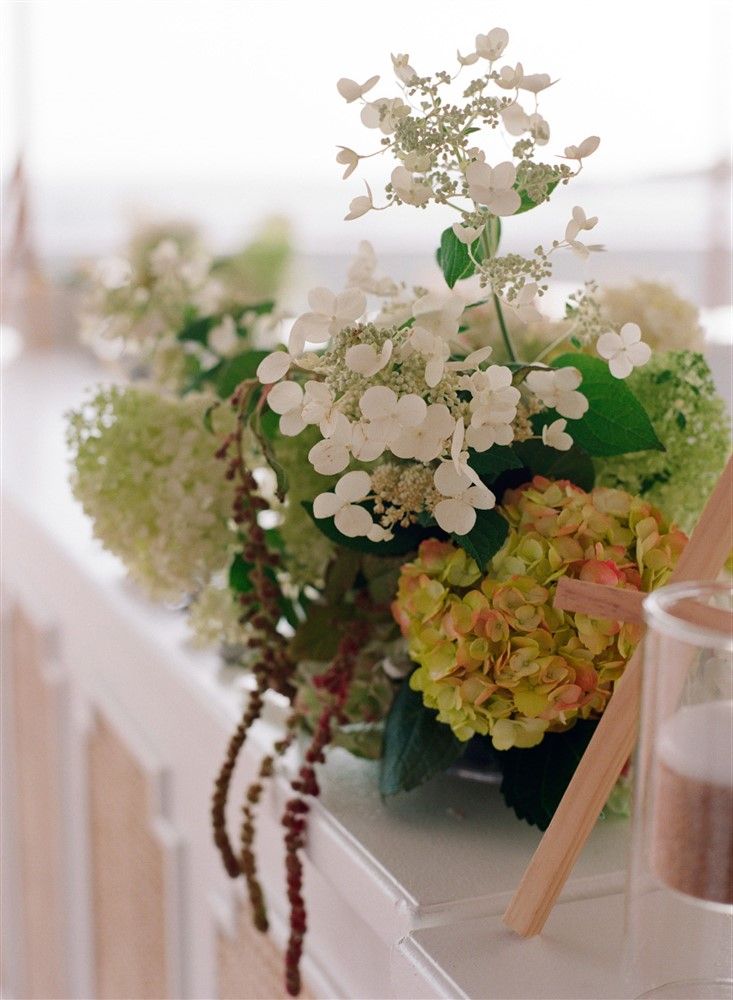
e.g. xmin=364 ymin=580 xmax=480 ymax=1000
xmin=626 ymin=581 xmax=733 ymax=1000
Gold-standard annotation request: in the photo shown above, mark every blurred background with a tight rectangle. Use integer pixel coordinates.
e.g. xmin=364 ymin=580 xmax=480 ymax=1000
xmin=1 ymin=0 xmax=732 ymax=348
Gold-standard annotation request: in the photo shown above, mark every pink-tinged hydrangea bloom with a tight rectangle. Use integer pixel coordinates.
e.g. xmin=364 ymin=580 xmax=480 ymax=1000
xmin=392 ymin=476 xmax=687 ymax=748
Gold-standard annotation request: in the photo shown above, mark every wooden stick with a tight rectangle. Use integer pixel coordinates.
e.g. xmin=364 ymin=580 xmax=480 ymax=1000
xmin=503 ymin=455 xmax=733 ymax=938
xmin=554 ymin=578 xmax=732 ymax=634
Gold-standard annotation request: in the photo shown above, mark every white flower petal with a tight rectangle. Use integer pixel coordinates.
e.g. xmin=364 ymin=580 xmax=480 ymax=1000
xmin=395 ymin=393 xmax=427 ymax=427
xmin=489 ymin=188 xmax=521 ymax=217
xmin=434 ymin=461 xmax=470 ymax=498
xmin=257 ymin=350 xmax=292 ymax=384
xmin=608 ymin=354 xmax=634 ymax=379
xmin=268 ymin=380 xmax=303 ymax=415
xmin=279 ymin=410 xmax=307 ymax=437
xmin=434 ymin=498 xmax=476 ymax=535
xmin=555 ymin=367 xmax=582 ymax=391
xmin=308 ymin=439 xmax=351 ymax=475
xmin=290 ymin=312 xmax=331 ymax=345
xmin=335 ymin=504 xmax=373 ymax=537
xmin=626 ymin=340 xmax=651 ymax=367
xmin=360 ymin=384 xmax=397 ymax=420
xmin=313 ymin=491 xmax=343 ymax=519
xmin=620 ymin=322 xmax=642 ymax=346
xmin=335 ymin=470 xmax=371 ymax=502
xmin=596 ymin=331 xmax=621 ymax=360
xmin=425 ymin=355 xmax=445 ymax=388
xmin=465 ymin=485 xmax=496 ymax=510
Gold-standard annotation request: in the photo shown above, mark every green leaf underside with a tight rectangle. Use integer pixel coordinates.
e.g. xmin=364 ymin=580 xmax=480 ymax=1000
xmin=380 ymin=681 xmax=464 ymax=795
xmin=452 ymin=508 xmax=509 ymax=569
xmin=436 ymin=227 xmax=486 ymax=288
xmin=553 ymin=354 xmax=664 ymax=456
xmin=499 ymin=720 xmax=599 ymax=830
xmin=468 ymin=445 xmax=523 ymax=480
xmin=302 ymin=502 xmax=433 ymax=557
xmin=512 ymin=439 xmax=596 ymax=492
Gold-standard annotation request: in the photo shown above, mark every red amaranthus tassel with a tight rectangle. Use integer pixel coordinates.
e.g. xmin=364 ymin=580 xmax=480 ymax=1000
xmin=281 ymin=621 xmax=370 ymax=996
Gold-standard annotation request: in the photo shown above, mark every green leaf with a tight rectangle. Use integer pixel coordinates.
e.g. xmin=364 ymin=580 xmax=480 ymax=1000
xmin=452 ymin=508 xmax=508 ymax=569
xmin=514 ymin=178 xmax=559 ymax=215
xmin=215 ymin=350 xmax=270 ymax=399
xmin=436 ymin=226 xmax=486 ymax=289
xmin=228 ymin=554 xmax=253 ymax=594
xmin=513 ymin=439 xmax=595 ymax=492
xmin=380 ymin=681 xmax=464 ymax=795
xmin=289 ymin=603 xmax=347 ymax=661
xmin=302 ymin=502 xmax=432 ymax=557
xmin=177 ymin=314 xmax=217 ymax=345
xmin=251 ymin=402 xmax=289 ymax=502
xmin=467 ymin=445 xmax=523 ymax=481
xmin=332 ymin=723 xmax=384 ymax=760
xmin=499 ymin=720 xmax=598 ymax=830
xmin=552 ymin=354 xmax=664 ymax=456
xmin=486 ymin=216 xmax=501 ymax=256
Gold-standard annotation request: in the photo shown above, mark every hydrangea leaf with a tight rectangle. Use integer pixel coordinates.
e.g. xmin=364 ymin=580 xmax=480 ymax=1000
xmin=380 ymin=680 xmax=464 ymax=795
xmin=499 ymin=719 xmax=598 ymax=830
xmin=552 ymin=353 xmax=664 ymax=456
xmin=215 ymin=350 xmax=271 ymax=398
xmin=452 ymin=508 xmax=508 ymax=568
xmin=302 ymin=501 xmax=432 ymax=557
xmin=467 ymin=445 xmax=523 ymax=482
xmin=228 ymin=553 xmax=253 ymax=594
xmin=513 ymin=439 xmax=595 ymax=491
xmin=289 ymin=603 xmax=349 ymax=661
xmin=436 ymin=227 xmax=486 ymax=288
xmin=514 ymin=179 xmax=559 ymax=215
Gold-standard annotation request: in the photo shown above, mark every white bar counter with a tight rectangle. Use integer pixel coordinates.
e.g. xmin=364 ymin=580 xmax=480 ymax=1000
xmin=0 ymin=348 xmax=645 ymax=999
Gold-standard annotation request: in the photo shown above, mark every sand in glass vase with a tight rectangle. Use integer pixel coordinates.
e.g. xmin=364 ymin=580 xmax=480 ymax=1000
xmin=626 ymin=582 xmax=733 ymax=1000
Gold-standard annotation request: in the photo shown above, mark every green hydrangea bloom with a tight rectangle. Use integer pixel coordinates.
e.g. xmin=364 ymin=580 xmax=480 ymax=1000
xmin=67 ymin=386 xmax=236 ymax=601
xmin=595 ymin=352 xmax=730 ymax=532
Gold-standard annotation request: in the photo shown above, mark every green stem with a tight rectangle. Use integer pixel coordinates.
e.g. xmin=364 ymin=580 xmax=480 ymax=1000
xmin=479 ymin=224 xmax=517 ymax=363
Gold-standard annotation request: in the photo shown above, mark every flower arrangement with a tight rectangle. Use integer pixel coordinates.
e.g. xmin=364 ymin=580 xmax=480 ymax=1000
xmin=67 ymin=29 xmax=730 ymax=998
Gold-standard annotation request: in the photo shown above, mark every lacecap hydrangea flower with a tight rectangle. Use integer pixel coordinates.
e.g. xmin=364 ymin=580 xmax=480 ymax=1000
xmin=67 ymin=386 xmax=236 ymax=601
xmin=392 ymin=477 xmax=686 ymax=748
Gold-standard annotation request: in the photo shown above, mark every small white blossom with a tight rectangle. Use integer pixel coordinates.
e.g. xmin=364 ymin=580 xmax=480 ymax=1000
xmin=361 ymin=97 xmax=409 ymax=135
xmin=451 ymin=221 xmax=484 ymax=245
xmin=496 ymin=62 xmax=524 ymax=89
xmin=526 ymin=367 xmax=589 ymax=420
xmin=208 ymin=316 xmax=239 ymax=356
xmin=445 ymin=346 xmax=494 ymax=373
xmin=336 ymin=146 xmax=360 ymax=179
xmin=466 ymin=160 xmax=521 ymax=217
xmin=528 ymin=113 xmax=550 ymax=145
xmin=412 ymin=291 xmax=464 ymax=340
xmin=360 ymin=386 xmax=427 ymax=448
xmin=542 ymin=418 xmax=573 ymax=451
xmin=463 ymin=365 xmax=519 ymax=451
xmin=313 ymin=470 xmax=373 ymax=536
xmin=290 ymin=287 xmax=366 ymax=352
xmin=391 ymin=53 xmax=417 ymax=84
xmin=345 ymin=182 xmax=375 ymax=222
xmin=95 ymin=256 xmax=132 ymax=290
xmin=597 ymin=322 xmax=652 ymax=379
xmin=457 ymin=49 xmax=479 ymax=66
xmin=345 ymin=340 xmax=393 ymax=376
xmin=350 ymin=421 xmax=385 ymax=462
xmin=336 ymin=76 xmax=379 ymax=103
xmin=475 ymin=28 xmax=509 ymax=62
xmin=433 ymin=462 xmax=496 ymax=535
xmin=501 ymin=101 xmax=531 ymax=136
xmin=410 ymin=325 xmax=451 ymax=387
xmin=565 ymin=206 xmax=599 ymax=242
xmin=390 ymin=403 xmax=456 ymax=462
xmin=267 ymin=381 xmax=306 ymax=436
xmin=346 ymin=241 xmax=398 ymax=296
xmin=308 ymin=417 xmax=353 ymax=475
xmin=391 ymin=166 xmax=432 ymax=207
xmin=299 ymin=382 xmax=339 ymax=434
xmin=518 ymin=72 xmax=554 ymax=94
xmin=257 ymin=349 xmax=293 ymax=384
xmin=562 ymin=136 xmax=601 ymax=161
xmin=511 ymin=282 xmax=542 ymax=324
xmin=367 ymin=523 xmax=394 ymax=542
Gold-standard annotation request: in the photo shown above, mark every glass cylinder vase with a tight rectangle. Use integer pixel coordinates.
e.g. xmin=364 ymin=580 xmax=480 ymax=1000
xmin=626 ymin=581 xmax=733 ymax=1000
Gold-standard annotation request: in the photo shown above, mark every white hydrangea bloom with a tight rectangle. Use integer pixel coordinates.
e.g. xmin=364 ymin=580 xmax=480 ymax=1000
xmin=360 ymin=96 xmax=409 ymax=134
xmin=391 ymin=166 xmax=432 ymax=207
xmin=313 ymin=470 xmax=373 ymax=536
xmin=457 ymin=49 xmax=479 ymax=66
xmin=542 ymin=418 xmax=573 ymax=451
xmin=466 ymin=160 xmax=521 ymax=217
xmin=597 ymin=322 xmax=651 ymax=379
xmin=511 ymin=282 xmax=542 ymax=324
xmin=451 ymin=221 xmax=484 ymax=245
xmin=565 ymin=206 xmax=598 ymax=242
xmin=345 ymin=183 xmax=374 ymax=222
xmin=433 ymin=462 xmax=496 ymax=535
xmin=525 ymin=367 xmax=589 ymax=420
xmin=336 ymin=146 xmax=360 ymax=179
xmin=562 ymin=136 xmax=601 ymax=161
xmin=518 ymin=72 xmax=553 ymax=94
xmin=391 ymin=53 xmax=417 ymax=84
xmin=289 ymin=287 xmax=366 ymax=352
xmin=390 ymin=403 xmax=456 ymax=462
xmin=257 ymin=349 xmax=293 ymax=385
xmin=336 ymin=75 xmax=379 ymax=103
xmin=410 ymin=325 xmax=451 ymax=387
xmin=208 ymin=315 xmax=239 ymax=357
xmin=360 ymin=386 xmax=427 ymax=448
xmin=95 ymin=256 xmax=132 ymax=290
xmin=345 ymin=340 xmax=393 ymax=377
xmin=346 ymin=241 xmax=399 ymax=296
xmin=411 ymin=291 xmax=464 ymax=340
xmin=267 ymin=380 xmax=306 ymax=436
xmin=496 ymin=62 xmax=524 ymax=89
xmin=475 ymin=28 xmax=509 ymax=62
xmin=462 ymin=365 xmax=520 ymax=447
xmin=308 ymin=418 xmax=353 ymax=475
xmin=500 ymin=101 xmax=531 ymax=136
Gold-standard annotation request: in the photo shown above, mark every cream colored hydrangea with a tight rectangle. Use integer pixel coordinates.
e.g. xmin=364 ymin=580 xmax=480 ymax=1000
xmin=600 ymin=281 xmax=704 ymax=353
xmin=67 ymin=386 xmax=236 ymax=601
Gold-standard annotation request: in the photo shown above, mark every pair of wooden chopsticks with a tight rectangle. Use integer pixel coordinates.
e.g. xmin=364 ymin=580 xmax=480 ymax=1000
xmin=503 ymin=455 xmax=733 ymax=938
